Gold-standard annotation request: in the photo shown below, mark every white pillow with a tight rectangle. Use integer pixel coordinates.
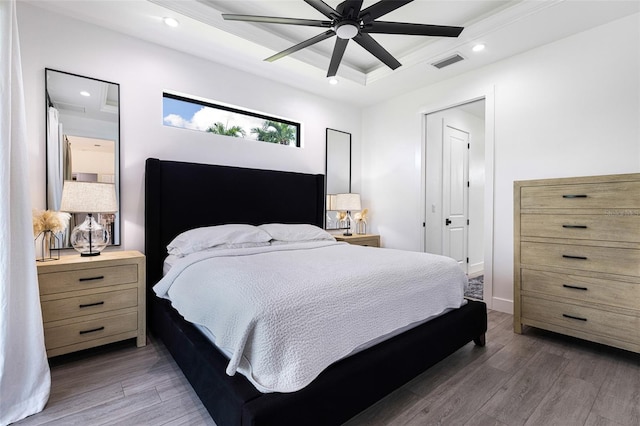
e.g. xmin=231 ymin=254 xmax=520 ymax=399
xmin=167 ymin=224 xmax=271 ymax=257
xmin=259 ymin=223 xmax=335 ymax=243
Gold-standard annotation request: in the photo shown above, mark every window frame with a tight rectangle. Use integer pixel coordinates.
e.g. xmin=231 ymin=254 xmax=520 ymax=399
xmin=163 ymin=92 xmax=301 ymax=147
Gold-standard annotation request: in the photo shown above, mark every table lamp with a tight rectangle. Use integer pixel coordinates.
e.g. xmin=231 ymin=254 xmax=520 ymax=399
xmin=334 ymin=193 xmax=361 ymax=236
xmin=60 ymin=181 xmax=118 ymax=256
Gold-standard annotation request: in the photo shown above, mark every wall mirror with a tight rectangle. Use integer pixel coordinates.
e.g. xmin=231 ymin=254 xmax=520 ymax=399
xmin=45 ymin=68 xmax=120 ymax=247
xmin=325 ymin=128 xmax=351 ymax=230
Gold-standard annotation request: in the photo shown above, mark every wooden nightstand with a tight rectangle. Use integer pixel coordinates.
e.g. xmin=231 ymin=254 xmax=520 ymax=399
xmin=36 ymin=250 xmax=146 ymax=357
xmin=334 ymin=234 xmax=381 ymax=247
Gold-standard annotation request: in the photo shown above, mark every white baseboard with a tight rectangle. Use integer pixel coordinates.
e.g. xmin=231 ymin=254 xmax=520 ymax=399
xmin=468 ymin=262 xmax=484 ymax=277
xmin=491 ymin=297 xmax=513 ymax=314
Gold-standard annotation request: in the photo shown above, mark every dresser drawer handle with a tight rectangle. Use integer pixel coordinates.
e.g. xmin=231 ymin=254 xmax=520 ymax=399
xmin=562 ymin=194 xmax=588 ymax=198
xmin=78 ymin=276 xmax=105 ymax=282
xmin=79 ymin=326 xmax=105 ymax=335
xmin=562 ymin=225 xmax=587 ymax=229
xmin=562 ymin=255 xmax=588 ymax=260
xmin=79 ymin=301 xmax=105 ymax=308
xmin=562 ymin=284 xmax=588 ymax=291
xmin=562 ymin=314 xmax=587 ymax=322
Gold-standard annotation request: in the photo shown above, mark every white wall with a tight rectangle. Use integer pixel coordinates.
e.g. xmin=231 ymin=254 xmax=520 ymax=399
xmin=18 ymin=3 xmax=362 ymax=253
xmin=361 ymin=13 xmax=640 ymax=313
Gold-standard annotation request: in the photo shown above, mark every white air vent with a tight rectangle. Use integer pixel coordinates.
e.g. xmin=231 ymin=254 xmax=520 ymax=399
xmin=431 ymin=53 xmax=465 ymax=69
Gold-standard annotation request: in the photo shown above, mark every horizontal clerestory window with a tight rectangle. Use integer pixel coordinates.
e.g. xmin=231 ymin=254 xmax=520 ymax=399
xmin=162 ymin=92 xmax=301 ymax=147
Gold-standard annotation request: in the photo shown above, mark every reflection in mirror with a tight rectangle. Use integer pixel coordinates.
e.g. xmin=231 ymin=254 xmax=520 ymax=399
xmin=46 ymin=69 xmax=120 ymax=247
xmin=325 ymin=128 xmax=351 ymax=230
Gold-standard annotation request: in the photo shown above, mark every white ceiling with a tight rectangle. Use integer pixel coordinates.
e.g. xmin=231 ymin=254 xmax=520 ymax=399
xmin=26 ymin=0 xmax=640 ymax=107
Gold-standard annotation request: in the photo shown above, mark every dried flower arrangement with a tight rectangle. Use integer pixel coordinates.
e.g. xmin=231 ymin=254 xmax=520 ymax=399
xmin=32 ymin=209 xmax=71 ymax=235
xmin=353 ymin=208 xmax=368 ymax=224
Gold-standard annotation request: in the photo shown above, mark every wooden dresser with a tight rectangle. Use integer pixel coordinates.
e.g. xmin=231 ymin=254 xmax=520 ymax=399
xmin=334 ymin=234 xmax=381 ymax=247
xmin=514 ymin=173 xmax=640 ymax=353
xmin=36 ymin=250 xmax=146 ymax=357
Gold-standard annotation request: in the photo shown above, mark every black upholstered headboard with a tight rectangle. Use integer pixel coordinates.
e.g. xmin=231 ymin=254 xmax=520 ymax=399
xmin=144 ymin=158 xmax=325 ymax=288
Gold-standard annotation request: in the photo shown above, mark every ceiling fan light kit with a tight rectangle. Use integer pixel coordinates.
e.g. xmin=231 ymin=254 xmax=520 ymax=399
xmin=222 ymin=0 xmax=464 ymax=78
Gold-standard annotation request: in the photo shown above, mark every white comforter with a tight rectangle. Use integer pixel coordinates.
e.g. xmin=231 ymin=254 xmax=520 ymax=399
xmin=153 ymin=241 xmax=467 ymax=393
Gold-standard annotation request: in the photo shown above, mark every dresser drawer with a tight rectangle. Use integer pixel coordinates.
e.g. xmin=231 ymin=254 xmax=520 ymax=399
xmin=521 ymin=181 xmax=640 ymax=209
xmin=521 ymin=295 xmax=639 ymax=344
xmin=44 ymin=311 xmax=138 ymax=350
xmin=41 ymin=288 xmax=138 ymax=322
xmin=38 ymin=264 xmax=138 ymax=295
xmin=521 ymin=214 xmax=640 ymax=243
xmin=521 ymin=241 xmax=640 ymax=277
xmin=521 ymin=269 xmax=639 ymax=311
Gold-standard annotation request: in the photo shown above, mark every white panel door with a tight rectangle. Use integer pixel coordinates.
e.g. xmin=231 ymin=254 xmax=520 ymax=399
xmin=442 ymin=123 xmax=469 ymax=271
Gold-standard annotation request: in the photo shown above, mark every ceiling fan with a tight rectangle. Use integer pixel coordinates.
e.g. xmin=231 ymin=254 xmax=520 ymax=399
xmin=222 ymin=0 xmax=464 ymax=77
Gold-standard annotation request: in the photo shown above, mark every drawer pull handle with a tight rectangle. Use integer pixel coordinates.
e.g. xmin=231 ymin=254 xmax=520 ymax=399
xmin=562 ymin=314 xmax=587 ymax=322
xmin=79 ymin=301 xmax=105 ymax=308
xmin=562 ymin=194 xmax=588 ymax=198
xmin=79 ymin=326 xmax=105 ymax=335
xmin=79 ymin=276 xmax=105 ymax=282
xmin=563 ymin=284 xmax=588 ymax=291
xmin=562 ymin=225 xmax=587 ymax=229
xmin=563 ymin=255 xmax=588 ymax=260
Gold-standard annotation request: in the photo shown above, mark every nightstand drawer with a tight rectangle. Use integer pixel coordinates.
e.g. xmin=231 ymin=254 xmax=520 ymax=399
xmin=44 ymin=311 xmax=138 ymax=350
xmin=521 ymin=214 xmax=640 ymax=243
xmin=41 ymin=288 xmax=138 ymax=322
xmin=521 ymin=181 xmax=640 ymax=209
xmin=521 ymin=241 xmax=640 ymax=277
xmin=521 ymin=269 xmax=639 ymax=311
xmin=335 ymin=234 xmax=380 ymax=247
xmin=522 ymin=295 xmax=639 ymax=344
xmin=38 ymin=264 xmax=138 ymax=295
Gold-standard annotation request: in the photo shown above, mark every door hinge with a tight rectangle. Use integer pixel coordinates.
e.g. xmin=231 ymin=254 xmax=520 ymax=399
xmin=466 ymin=257 xmax=469 ymax=263
xmin=467 ymin=143 xmax=470 ymax=149
xmin=467 ymin=181 xmax=470 ymax=187
xmin=467 ymin=219 xmax=470 ymax=225
xmin=423 ymin=222 xmax=426 ymax=227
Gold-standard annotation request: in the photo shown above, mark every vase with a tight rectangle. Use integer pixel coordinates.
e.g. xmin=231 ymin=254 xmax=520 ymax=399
xmin=356 ymin=221 xmax=366 ymax=235
xmin=36 ymin=230 xmax=60 ymax=262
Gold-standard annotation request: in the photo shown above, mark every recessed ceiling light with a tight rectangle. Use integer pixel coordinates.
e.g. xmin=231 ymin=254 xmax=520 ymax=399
xmin=80 ymin=91 xmax=90 ymax=97
xmin=163 ymin=17 xmax=179 ymax=27
xmin=328 ymin=78 xmax=339 ymax=85
xmin=472 ymin=44 xmax=485 ymax=52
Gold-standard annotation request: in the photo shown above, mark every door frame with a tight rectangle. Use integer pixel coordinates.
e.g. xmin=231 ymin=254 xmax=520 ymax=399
xmin=419 ymin=86 xmax=496 ymax=310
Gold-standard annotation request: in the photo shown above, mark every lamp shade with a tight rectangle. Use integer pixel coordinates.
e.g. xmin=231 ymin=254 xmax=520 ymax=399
xmin=334 ymin=193 xmax=361 ymax=211
xmin=60 ymin=181 xmax=117 ymax=213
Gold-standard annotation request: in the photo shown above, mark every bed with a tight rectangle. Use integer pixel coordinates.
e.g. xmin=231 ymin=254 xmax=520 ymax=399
xmin=144 ymin=158 xmax=487 ymax=426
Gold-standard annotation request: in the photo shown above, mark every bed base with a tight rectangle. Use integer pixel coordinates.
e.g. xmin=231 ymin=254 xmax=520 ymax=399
xmin=149 ymin=295 xmax=486 ymax=425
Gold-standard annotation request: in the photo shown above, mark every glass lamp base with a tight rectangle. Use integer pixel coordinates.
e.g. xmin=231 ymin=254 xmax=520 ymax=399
xmin=70 ymin=214 xmax=110 ymax=256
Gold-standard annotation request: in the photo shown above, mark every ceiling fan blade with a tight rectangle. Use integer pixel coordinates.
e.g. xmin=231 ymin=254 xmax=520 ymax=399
xmin=360 ymin=0 xmax=413 ymax=24
xmin=327 ymin=37 xmax=349 ymax=77
xmin=353 ymin=33 xmax=401 ymax=70
xmin=304 ymin=0 xmax=339 ymax=19
xmin=365 ymin=21 xmax=464 ymax=37
xmin=265 ymin=30 xmax=335 ymax=62
xmin=222 ymin=14 xmax=332 ymax=28
xmin=336 ymin=0 xmax=363 ymax=19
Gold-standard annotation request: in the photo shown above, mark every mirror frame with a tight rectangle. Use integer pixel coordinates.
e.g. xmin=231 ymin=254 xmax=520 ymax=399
xmin=45 ymin=68 xmax=121 ymax=247
xmin=325 ymin=128 xmax=351 ymax=230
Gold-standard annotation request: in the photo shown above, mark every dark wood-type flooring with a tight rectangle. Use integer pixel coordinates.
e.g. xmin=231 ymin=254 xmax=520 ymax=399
xmin=14 ymin=310 xmax=640 ymax=425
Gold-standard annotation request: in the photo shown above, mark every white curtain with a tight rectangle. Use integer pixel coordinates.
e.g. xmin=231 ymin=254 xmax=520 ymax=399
xmin=0 ymin=1 xmax=51 ymax=424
